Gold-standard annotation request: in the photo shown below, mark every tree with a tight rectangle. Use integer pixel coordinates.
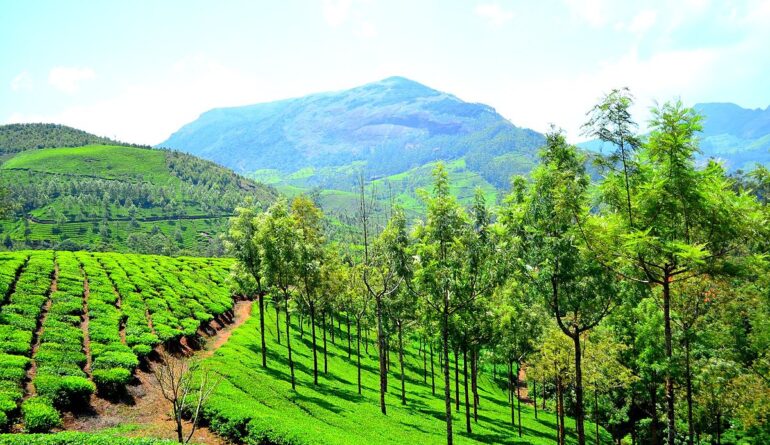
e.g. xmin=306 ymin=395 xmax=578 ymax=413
xmin=291 ymin=195 xmax=325 ymax=385
xmin=153 ymin=351 xmax=220 ymax=443
xmin=412 ymin=165 xmax=501 ymax=444
xmin=590 ymin=101 xmax=759 ymax=444
xmin=259 ymin=199 xmax=300 ymax=389
xmin=225 ymin=199 xmax=268 ymax=368
xmin=517 ymin=129 xmax=618 ymax=445
xmin=358 ymin=180 xmax=410 ymax=414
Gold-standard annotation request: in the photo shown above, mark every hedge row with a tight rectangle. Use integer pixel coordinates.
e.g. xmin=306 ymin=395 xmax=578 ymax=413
xmin=32 ymin=251 xmax=93 ymax=417
xmin=0 ymin=432 xmax=179 ymax=444
xmin=0 ymin=252 xmax=54 ymax=425
xmin=76 ymin=253 xmax=138 ymax=396
xmin=0 ymin=252 xmax=28 ymax=306
xmin=94 ymin=254 xmax=157 ymax=356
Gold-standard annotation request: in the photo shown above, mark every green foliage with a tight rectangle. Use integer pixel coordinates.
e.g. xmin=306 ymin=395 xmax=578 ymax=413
xmin=0 ymin=432 xmax=178 ymax=444
xmin=21 ymin=397 xmax=61 ymax=433
xmin=0 ymin=123 xmax=123 ymax=154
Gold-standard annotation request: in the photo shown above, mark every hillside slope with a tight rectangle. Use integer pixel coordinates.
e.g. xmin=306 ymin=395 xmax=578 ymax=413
xmin=161 ymin=76 xmax=544 ymax=189
xmin=200 ymin=302 xmax=610 ymax=445
xmin=0 ymin=137 xmax=277 ymax=254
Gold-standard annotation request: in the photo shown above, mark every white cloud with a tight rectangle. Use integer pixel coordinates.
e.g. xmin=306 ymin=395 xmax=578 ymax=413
xmin=627 ymin=9 xmax=657 ymax=33
xmin=323 ymin=0 xmax=352 ymax=27
xmin=10 ymin=71 xmax=32 ymax=91
xmin=354 ymin=20 xmax=378 ymax=38
xmin=9 ymin=55 xmax=279 ymax=145
xmin=474 ymin=3 xmax=514 ymax=27
xmin=48 ymin=67 xmax=95 ymax=94
xmin=564 ymin=0 xmax=606 ymax=27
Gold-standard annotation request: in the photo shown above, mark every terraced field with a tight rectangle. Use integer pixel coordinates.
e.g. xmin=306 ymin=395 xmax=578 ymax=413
xmin=0 ymin=251 xmax=234 ymax=431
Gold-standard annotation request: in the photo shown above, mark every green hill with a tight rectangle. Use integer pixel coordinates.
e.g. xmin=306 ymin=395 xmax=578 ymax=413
xmin=0 ymin=136 xmax=277 ymax=254
xmin=0 ymin=123 xmax=125 ymax=155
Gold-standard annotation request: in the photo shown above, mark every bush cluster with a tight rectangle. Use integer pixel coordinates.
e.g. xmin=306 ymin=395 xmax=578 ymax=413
xmin=32 ymin=251 xmax=93 ymax=415
xmin=76 ymin=253 xmax=141 ymax=397
xmin=0 ymin=252 xmax=54 ymax=425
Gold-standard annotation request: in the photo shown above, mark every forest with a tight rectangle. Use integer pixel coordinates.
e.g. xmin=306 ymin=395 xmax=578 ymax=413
xmin=221 ymin=92 xmax=770 ymax=445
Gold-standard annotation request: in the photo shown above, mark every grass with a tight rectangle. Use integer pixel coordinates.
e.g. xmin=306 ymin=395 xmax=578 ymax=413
xmin=201 ymin=302 xmax=612 ymax=445
xmin=1 ymin=145 xmax=170 ymax=183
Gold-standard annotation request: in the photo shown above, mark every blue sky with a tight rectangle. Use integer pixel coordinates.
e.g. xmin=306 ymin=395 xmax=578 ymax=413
xmin=2 ymin=0 xmax=769 ymax=144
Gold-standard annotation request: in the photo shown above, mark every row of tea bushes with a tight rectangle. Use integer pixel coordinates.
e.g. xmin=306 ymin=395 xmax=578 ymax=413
xmin=31 ymin=251 xmax=93 ymax=415
xmin=94 ymin=254 xmax=157 ymax=356
xmin=0 ymin=252 xmax=54 ymax=427
xmin=76 ymin=253 xmax=138 ymax=396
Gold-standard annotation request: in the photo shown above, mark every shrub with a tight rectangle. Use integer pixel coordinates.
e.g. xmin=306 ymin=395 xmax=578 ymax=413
xmin=93 ymin=368 xmax=132 ymax=396
xmin=21 ymin=397 xmax=61 ymax=433
xmin=34 ymin=375 xmax=94 ymax=409
xmin=92 ymin=351 xmax=138 ymax=371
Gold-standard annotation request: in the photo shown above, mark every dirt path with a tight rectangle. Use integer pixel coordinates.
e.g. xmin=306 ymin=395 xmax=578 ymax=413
xmin=63 ymin=298 xmax=254 ymax=444
xmin=24 ymin=262 xmax=58 ymax=398
xmin=517 ymin=364 xmax=532 ymax=404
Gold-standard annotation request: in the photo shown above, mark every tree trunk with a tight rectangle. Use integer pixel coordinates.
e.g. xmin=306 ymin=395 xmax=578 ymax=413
xmin=509 ymin=360 xmax=515 ymax=426
xmin=430 ymin=340 xmax=436 ymax=395
xmin=286 ymin=302 xmax=295 ymax=390
xmin=557 ymin=374 xmax=565 ymax=445
xmin=534 ymin=380 xmax=538 ymax=419
xmin=399 ymin=323 xmax=406 ymax=405
xmin=347 ymin=313 xmax=351 ymax=359
xmin=574 ymin=332 xmax=586 ymax=445
xmin=258 ymin=291 xmax=266 ymax=368
xmin=542 ymin=379 xmax=547 ymax=410
xmin=650 ymin=381 xmax=659 ymax=445
xmin=455 ymin=349 xmax=460 ymax=412
xmin=463 ymin=345 xmax=471 ymax=434
xmin=357 ymin=319 xmax=362 ymax=394
xmin=376 ymin=294 xmax=387 ymax=415
xmin=662 ymin=276 xmax=676 ymax=445
xmin=595 ymin=388 xmax=600 ymax=445
xmin=275 ymin=302 xmax=281 ymax=345
xmin=330 ymin=311 xmax=335 ymax=345
xmin=322 ymin=310 xmax=328 ymax=374
xmin=472 ymin=349 xmax=478 ymax=423
xmin=175 ymin=405 xmax=183 ymax=443
xmin=516 ymin=362 xmax=522 ymax=438
xmin=310 ymin=301 xmax=319 ymax=385
xmin=442 ymin=307 xmax=454 ymax=445
xmin=423 ymin=337 xmax=428 ymax=383
xmin=716 ymin=410 xmax=721 ymax=445
xmin=685 ymin=334 xmax=694 ymax=445
xmin=365 ymin=326 xmax=370 ymax=355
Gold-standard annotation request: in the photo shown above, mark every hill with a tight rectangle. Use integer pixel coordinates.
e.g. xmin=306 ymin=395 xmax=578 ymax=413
xmin=0 ymin=123 xmax=125 ymax=155
xmin=0 ymin=125 xmax=278 ymax=254
xmin=161 ymin=76 xmax=544 ymax=190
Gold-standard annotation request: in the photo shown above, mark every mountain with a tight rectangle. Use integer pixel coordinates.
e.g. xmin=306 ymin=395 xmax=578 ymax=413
xmin=693 ymin=102 xmax=770 ymax=170
xmin=0 ymin=124 xmax=277 ymax=254
xmin=580 ymin=102 xmax=770 ymax=171
xmin=161 ymin=76 xmax=545 ymax=190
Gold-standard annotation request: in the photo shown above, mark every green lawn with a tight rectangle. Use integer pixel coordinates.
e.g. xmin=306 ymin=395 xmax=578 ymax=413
xmin=201 ymin=302 xmax=611 ymax=445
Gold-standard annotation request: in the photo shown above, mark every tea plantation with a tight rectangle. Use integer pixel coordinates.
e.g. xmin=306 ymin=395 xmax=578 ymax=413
xmin=0 ymin=251 xmax=234 ymax=432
